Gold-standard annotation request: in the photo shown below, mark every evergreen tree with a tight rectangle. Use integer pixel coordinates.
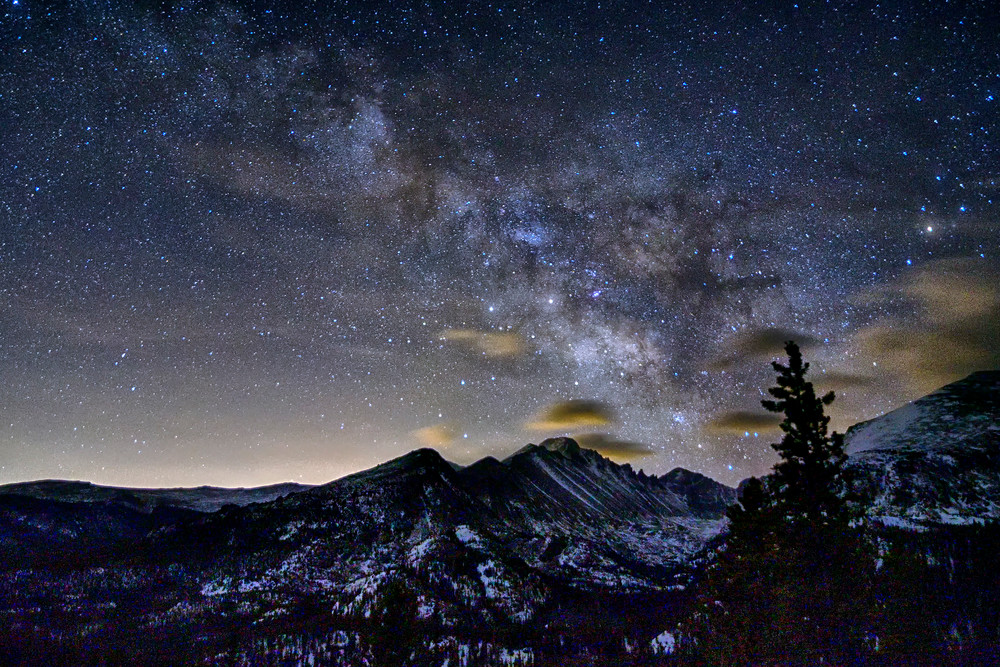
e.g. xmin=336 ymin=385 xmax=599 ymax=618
xmin=761 ymin=340 xmax=847 ymax=524
xmin=681 ymin=341 xmax=872 ymax=664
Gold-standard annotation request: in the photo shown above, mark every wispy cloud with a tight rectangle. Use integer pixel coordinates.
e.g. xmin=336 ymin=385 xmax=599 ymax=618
xmin=704 ymin=411 xmax=782 ymax=435
xmin=412 ymin=422 xmax=459 ymax=448
xmin=710 ymin=327 xmax=819 ymax=370
xmin=525 ymin=399 xmax=615 ymax=430
xmin=439 ymin=329 xmax=527 ymax=358
xmin=853 ymin=258 xmax=1000 ymax=395
xmin=574 ymin=433 xmax=654 ymax=461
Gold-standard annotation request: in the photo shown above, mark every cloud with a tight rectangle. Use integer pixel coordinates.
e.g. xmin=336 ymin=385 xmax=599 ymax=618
xmin=853 ymin=258 xmax=1000 ymax=395
xmin=705 ymin=411 xmax=783 ymax=435
xmin=525 ymin=399 xmax=615 ymax=430
xmin=574 ymin=433 xmax=654 ymax=461
xmin=439 ymin=328 xmax=526 ymax=358
xmin=811 ymin=371 xmax=877 ymax=392
xmin=412 ymin=422 xmax=459 ymax=448
xmin=710 ymin=327 xmax=819 ymax=370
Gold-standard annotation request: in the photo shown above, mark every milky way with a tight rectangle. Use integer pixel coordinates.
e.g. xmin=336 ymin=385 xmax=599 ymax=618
xmin=1 ymin=1 xmax=997 ymax=487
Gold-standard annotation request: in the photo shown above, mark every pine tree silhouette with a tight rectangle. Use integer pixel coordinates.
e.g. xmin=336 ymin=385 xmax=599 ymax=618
xmin=761 ymin=340 xmax=847 ymax=524
xmin=682 ymin=340 xmax=872 ymax=664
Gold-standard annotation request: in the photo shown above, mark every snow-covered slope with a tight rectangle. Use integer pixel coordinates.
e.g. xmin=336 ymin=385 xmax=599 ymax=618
xmin=7 ymin=377 xmax=1000 ymax=664
xmin=845 ymin=370 xmax=1000 ymax=527
xmin=176 ymin=440 xmax=735 ymax=628
xmin=846 ymin=371 xmax=1000 ymax=455
xmin=455 ymin=437 xmax=736 ymax=588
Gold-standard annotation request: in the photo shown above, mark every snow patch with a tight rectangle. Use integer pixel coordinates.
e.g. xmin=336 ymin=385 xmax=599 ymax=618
xmin=651 ymin=629 xmax=676 ymax=655
xmin=498 ymin=647 xmax=534 ymax=665
xmin=455 ymin=525 xmax=481 ymax=546
xmin=874 ymin=515 xmax=928 ymax=532
xmin=847 ymin=402 xmax=922 ymax=454
xmin=477 ymin=560 xmax=502 ymax=600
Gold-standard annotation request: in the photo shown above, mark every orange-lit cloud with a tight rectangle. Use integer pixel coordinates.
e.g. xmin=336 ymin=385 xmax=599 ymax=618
xmin=853 ymin=258 xmax=1000 ymax=395
xmin=525 ymin=399 xmax=615 ymax=430
xmin=439 ymin=328 xmax=526 ymax=358
xmin=704 ymin=411 xmax=783 ymax=435
xmin=412 ymin=422 xmax=459 ymax=448
xmin=574 ymin=433 xmax=654 ymax=461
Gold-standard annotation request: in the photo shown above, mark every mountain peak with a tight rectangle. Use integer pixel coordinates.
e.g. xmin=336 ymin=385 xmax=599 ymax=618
xmin=503 ymin=437 xmax=591 ymax=463
xmin=540 ymin=436 xmax=582 ymax=457
xmin=398 ymin=446 xmax=450 ymax=464
xmin=842 ymin=369 xmax=1000 ymax=528
xmin=346 ymin=447 xmax=454 ymax=481
xmin=846 ymin=369 xmax=1000 ymax=455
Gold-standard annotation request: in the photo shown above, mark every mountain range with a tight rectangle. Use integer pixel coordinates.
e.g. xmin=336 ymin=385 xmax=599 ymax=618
xmin=1 ymin=371 xmax=998 ymax=664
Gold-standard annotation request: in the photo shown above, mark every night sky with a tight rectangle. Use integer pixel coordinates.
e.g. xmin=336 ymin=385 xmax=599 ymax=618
xmin=2 ymin=1 xmax=998 ymax=488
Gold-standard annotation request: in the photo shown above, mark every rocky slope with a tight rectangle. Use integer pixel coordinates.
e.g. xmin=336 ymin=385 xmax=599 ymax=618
xmin=0 ymin=438 xmax=734 ymax=664
xmin=845 ymin=370 xmax=1000 ymax=528
xmin=4 ymin=371 xmax=997 ymax=664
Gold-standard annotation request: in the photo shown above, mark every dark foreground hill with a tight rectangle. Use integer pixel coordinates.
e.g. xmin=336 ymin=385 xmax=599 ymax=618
xmin=1 ymin=372 xmax=999 ymax=665
xmin=0 ymin=437 xmax=734 ymax=665
xmin=0 ymin=479 xmax=313 ymax=513
xmin=652 ymin=370 xmax=1000 ymax=664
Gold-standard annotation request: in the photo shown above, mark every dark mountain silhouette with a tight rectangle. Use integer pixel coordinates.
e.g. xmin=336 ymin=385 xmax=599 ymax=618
xmin=1 ymin=372 xmax=998 ymax=664
xmin=0 ymin=478 xmax=312 ymax=512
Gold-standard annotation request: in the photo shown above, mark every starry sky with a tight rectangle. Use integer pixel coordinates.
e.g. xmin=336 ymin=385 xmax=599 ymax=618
xmin=2 ymin=0 xmax=998 ymax=488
